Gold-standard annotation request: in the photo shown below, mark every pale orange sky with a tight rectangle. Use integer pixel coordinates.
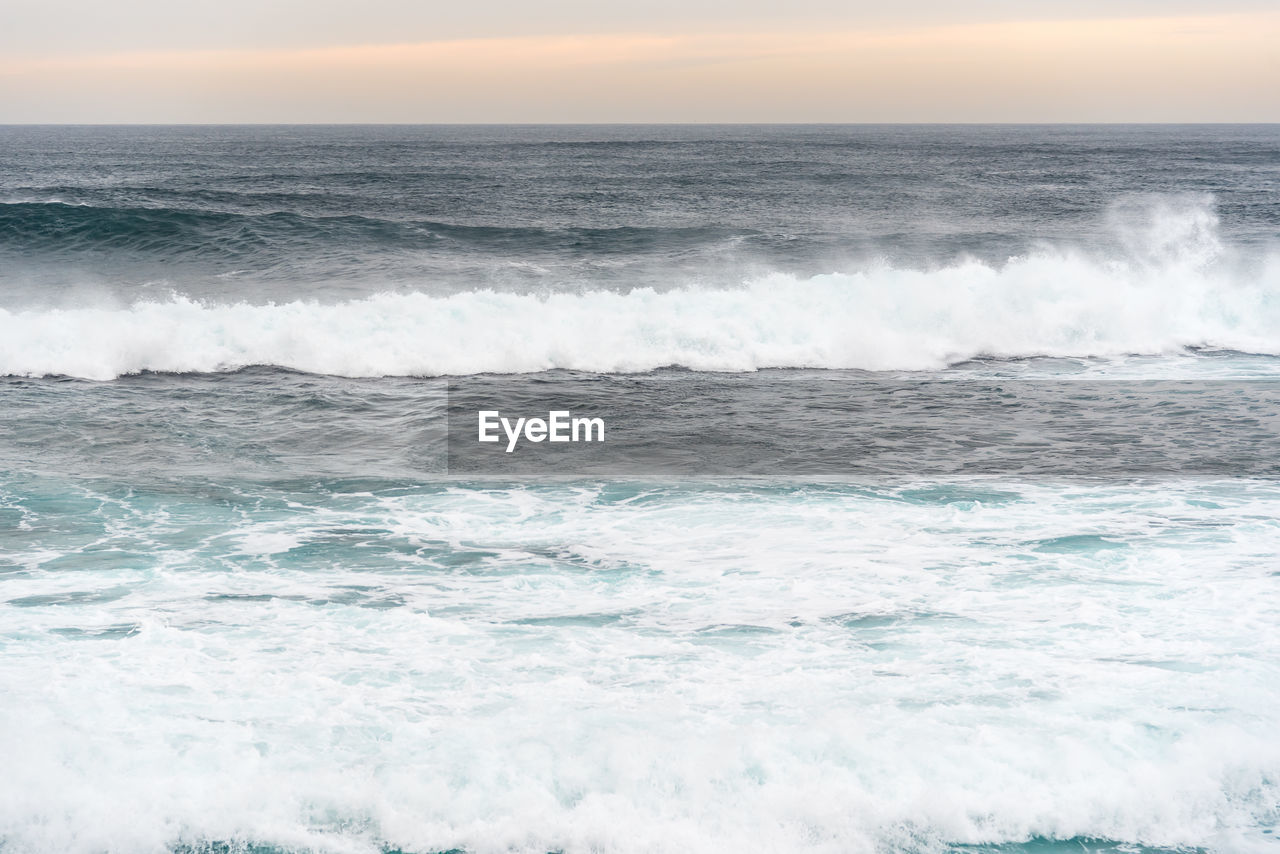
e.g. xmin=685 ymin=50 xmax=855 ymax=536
xmin=1 ymin=6 xmax=1277 ymax=122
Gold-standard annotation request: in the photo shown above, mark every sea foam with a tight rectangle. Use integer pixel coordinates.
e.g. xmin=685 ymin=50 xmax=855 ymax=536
xmin=2 ymin=479 xmax=1279 ymax=854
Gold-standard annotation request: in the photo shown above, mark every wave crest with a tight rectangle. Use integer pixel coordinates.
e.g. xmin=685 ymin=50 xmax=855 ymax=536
xmin=0 ymin=200 xmax=745 ymax=259
xmin=1 ymin=257 xmax=1276 ymax=380
xmin=3 ymin=194 xmax=1277 ymax=380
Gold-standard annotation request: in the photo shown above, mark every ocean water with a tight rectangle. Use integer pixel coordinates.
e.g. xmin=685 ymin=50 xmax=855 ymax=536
xmin=2 ymin=125 xmax=1279 ymax=854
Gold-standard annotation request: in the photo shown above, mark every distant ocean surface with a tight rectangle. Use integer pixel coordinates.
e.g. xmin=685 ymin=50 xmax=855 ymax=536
xmin=2 ymin=125 xmax=1279 ymax=854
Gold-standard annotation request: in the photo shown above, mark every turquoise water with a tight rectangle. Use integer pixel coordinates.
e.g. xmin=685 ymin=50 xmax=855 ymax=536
xmin=4 ymin=471 xmax=1279 ymax=852
xmin=170 ymin=840 xmax=1226 ymax=854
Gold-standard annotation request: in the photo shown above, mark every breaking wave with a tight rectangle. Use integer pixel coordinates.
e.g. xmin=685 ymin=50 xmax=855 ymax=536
xmin=2 ymin=196 xmax=1277 ymax=380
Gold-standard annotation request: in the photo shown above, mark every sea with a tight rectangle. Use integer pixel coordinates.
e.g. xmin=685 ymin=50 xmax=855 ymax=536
xmin=1 ymin=124 xmax=1279 ymax=854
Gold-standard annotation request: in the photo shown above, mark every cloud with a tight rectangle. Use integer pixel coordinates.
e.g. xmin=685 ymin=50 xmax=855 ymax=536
xmin=2 ymin=12 xmax=1277 ymax=122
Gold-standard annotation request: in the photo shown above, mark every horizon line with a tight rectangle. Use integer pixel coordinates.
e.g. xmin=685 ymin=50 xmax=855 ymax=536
xmin=3 ymin=121 xmax=1279 ymax=127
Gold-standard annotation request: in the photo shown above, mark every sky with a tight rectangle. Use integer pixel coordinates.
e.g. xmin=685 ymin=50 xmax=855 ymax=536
xmin=1 ymin=0 xmax=1277 ymax=122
